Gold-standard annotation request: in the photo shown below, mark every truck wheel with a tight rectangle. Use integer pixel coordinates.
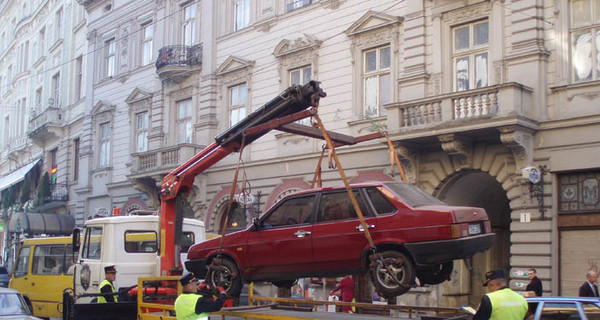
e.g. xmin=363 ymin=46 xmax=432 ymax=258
xmin=206 ymin=258 xmax=243 ymax=297
xmin=417 ymin=262 xmax=453 ymax=285
xmin=370 ymin=250 xmax=415 ymax=298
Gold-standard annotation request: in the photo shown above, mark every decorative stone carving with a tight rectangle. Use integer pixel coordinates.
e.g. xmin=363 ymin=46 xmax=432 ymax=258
xmin=442 ymin=1 xmax=492 ymax=24
xmin=499 ymin=126 xmax=534 ymax=173
xmin=438 ymin=134 xmax=472 ymax=168
xmin=86 ymin=28 xmax=97 ymax=42
xmin=567 ymin=91 xmax=600 ymax=102
xmin=320 ymin=0 xmax=347 ymax=10
xmin=273 ymin=34 xmax=322 ymax=58
xmin=395 ymin=145 xmax=418 ymax=184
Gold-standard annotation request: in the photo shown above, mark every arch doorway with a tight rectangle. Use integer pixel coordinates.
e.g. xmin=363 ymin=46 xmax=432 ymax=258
xmin=436 ymin=170 xmax=511 ymax=306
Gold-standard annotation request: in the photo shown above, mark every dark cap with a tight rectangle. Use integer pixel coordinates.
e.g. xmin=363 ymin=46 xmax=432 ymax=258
xmin=483 ymin=269 xmax=505 ymax=286
xmin=104 ymin=265 xmax=116 ymax=273
xmin=179 ymin=272 xmax=197 ymax=286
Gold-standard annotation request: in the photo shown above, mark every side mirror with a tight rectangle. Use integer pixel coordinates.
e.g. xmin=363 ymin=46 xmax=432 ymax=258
xmin=251 ymin=218 xmax=260 ymax=231
xmin=72 ymin=228 xmax=81 ymax=252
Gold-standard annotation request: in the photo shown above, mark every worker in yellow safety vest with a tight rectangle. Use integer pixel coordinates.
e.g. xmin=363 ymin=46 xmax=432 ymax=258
xmin=174 ymin=272 xmax=227 ymax=320
xmin=98 ymin=265 xmax=118 ymax=303
xmin=473 ymin=269 xmax=528 ymax=320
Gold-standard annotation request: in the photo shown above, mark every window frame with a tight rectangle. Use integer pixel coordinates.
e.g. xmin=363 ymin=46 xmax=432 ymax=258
xmin=124 ymin=230 xmax=158 ymax=253
xmin=135 ymin=111 xmax=149 ymax=152
xmin=451 ymin=19 xmax=489 ymax=91
xmin=286 ymin=0 xmax=311 ymax=12
xmin=82 ymin=226 xmax=103 ymax=260
xmin=228 ymin=83 xmax=247 ymax=127
xmin=52 ymin=72 xmax=60 ymax=107
xmin=141 ymin=22 xmax=154 ymax=66
xmin=570 ymin=0 xmax=600 ymax=82
xmin=99 ymin=122 xmax=111 ymax=168
xmin=183 ymin=3 xmax=197 ymax=46
xmin=72 ymin=138 xmax=80 ymax=182
xmin=234 ymin=0 xmax=250 ymax=31
xmin=75 ymin=56 xmax=83 ymax=101
xmin=176 ymin=99 xmax=193 ymax=144
xmin=105 ymin=38 xmax=116 ymax=78
xmin=54 ymin=7 xmax=63 ymax=41
xmin=362 ymin=45 xmax=391 ymax=118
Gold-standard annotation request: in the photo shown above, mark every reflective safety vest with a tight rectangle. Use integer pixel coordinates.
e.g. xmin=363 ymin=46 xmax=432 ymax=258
xmin=97 ymin=279 xmax=118 ymax=303
xmin=487 ymin=288 xmax=528 ymax=320
xmin=174 ymin=293 xmax=208 ymax=320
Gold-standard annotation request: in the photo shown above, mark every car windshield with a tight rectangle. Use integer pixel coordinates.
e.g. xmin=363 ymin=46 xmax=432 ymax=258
xmin=383 ymin=182 xmax=446 ymax=207
xmin=0 ymin=293 xmax=29 ymax=316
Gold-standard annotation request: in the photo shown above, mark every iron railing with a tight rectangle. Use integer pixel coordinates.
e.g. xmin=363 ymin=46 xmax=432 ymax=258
xmin=155 ymin=44 xmax=202 ymax=70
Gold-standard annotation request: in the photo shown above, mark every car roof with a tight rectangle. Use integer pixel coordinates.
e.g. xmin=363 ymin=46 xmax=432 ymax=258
xmin=286 ymin=181 xmax=389 ymax=196
xmin=0 ymin=287 xmax=21 ymax=294
xmin=525 ymin=296 xmax=600 ymax=303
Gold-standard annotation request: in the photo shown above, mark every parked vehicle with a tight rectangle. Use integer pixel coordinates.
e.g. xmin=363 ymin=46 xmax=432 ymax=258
xmin=0 ymin=266 xmax=9 ymax=287
xmin=0 ymin=287 xmax=43 ymax=320
xmin=525 ymin=296 xmax=600 ymax=319
xmin=9 ymin=236 xmax=75 ymax=318
xmin=186 ymin=181 xmax=495 ymax=298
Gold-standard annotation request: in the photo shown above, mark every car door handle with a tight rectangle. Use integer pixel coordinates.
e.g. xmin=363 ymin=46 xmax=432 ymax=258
xmin=356 ymin=224 xmax=375 ymax=231
xmin=294 ymin=230 xmax=311 ymax=238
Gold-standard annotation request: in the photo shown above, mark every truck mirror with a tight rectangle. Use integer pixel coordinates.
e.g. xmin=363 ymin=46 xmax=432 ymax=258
xmin=72 ymin=228 xmax=81 ymax=252
xmin=251 ymin=218 xmax=260 ymax=231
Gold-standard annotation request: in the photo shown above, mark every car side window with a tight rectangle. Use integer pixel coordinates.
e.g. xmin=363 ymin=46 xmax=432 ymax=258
xmin=366 ymin=187 xmax=396 ymax=215
xmin=540 ymin=302 xmax=581 ymax=320
xmin=262 ymin=196 xmax=315 ymax=228
xmin=317 ymin=190 xmax=371 ymax=223
xmin=32 ymin=245 xmax=66 ymax=275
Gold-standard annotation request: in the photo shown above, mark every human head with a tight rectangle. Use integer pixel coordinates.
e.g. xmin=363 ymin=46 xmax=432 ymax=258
xmin=483 ymin=269 xmax=507 ymax=292
xmin=586 ymin=270 xmax=598 ymax=284
xmin=179 ymin=272 xmax=198 ymax=293
xmin=104 ymin=265 xmax=117 ymax=282
xmin=528 ymin=268 xmax=537 ymax=280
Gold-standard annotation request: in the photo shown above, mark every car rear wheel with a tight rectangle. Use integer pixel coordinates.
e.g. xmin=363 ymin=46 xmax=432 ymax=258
xmin=206 ymin=258 xmax=243 ymax=297
xmin=370 ymin=250 xmax=415 ymax=298
xmin=417 ymin=262 xmax=453 ymax=285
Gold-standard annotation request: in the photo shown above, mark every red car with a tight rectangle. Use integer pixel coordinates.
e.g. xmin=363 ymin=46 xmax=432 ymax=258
xmin=186 ymin=182 xmax=494 ymax=297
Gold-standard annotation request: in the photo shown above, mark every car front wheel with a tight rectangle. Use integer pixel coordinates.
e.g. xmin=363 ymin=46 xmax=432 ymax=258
xmin=370 ymin=250 xmax=416 ymax=298
xmin=206 ymin=258 xmax=243 ymax=297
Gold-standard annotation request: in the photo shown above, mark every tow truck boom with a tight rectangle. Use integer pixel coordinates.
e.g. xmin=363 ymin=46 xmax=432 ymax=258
xmin=159 ymin=81 xmax=326 ymax=275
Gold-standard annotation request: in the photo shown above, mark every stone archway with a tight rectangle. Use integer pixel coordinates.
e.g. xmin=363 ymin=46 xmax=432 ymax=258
xmin=436 ymin=170 xmax=511 ymax=307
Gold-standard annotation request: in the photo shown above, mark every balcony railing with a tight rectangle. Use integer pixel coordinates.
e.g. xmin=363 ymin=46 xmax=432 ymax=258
xmin=132 ymin=144 xmax=203 ymax=174
xmin=7 ymin=134 xmax=28 ymax=153
xmin=386 ymin=82 xmax=533 ymax=132
xmin=29 ymin=107 xmax=63 ymax=133
xmin=47 ymin=183 xmax=69 ymax=202
xmin=155 ymin=44 xmax=202 ymax=70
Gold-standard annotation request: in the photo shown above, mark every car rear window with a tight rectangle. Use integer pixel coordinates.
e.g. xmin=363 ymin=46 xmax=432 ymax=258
xmin=383 ymin=182 xmax=446 ymax=207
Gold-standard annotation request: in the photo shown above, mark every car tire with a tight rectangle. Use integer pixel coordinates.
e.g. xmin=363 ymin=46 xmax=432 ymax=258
xmin=272 ymin=279 xmax=296 ymax=288
xmin=417 ymin=262 xmax=453 ymax=285
xmin=206 ymin=258 xmax=243 ymax=297
xmin=370 ymin=250 xmax=415 ymax=298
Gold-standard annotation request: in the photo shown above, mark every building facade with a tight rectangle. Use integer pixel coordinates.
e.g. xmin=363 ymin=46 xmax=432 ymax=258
xmin=1 ymin=0 xmax=599 ymax=307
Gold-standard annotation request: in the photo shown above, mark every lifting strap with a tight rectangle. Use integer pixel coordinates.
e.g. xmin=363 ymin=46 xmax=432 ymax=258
xmin=310 ymin=147 xmax=326 ymax=189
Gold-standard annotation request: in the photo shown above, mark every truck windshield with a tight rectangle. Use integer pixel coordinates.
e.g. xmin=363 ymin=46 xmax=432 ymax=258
xmin=82 ymin=227 xmax=103 ymax=260
xmin=383 ymin=182 xmax=446 ymax=207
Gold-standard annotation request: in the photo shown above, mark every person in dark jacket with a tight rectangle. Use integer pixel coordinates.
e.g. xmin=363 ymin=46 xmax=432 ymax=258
xmin=473 ymin=269 xmax=527 ymax=320
xmin=525 ymin=268 xmax=542 ymax=296
xmin=174 ymin=272 xmax=227 ymax=320
xmin=579 ymin=270 xmax=599 ymax=297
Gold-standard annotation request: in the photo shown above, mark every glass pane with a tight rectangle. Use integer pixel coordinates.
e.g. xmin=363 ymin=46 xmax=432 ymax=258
xmin=303 ymin=67 xmax=312 ymax=83
xmin=455 ymin=56 xmax=470 ymax=91
xmin=380 ymin=47 xmax=391 ymax=69
xmin=239 ymin=84 xmax=247 ymax=103
xmin=236 ymin=1 xmax=244 ymax=30
xmin=364 ymin=76 xmax=378 ymax=117
xmin=454 ymin=25 xmax=470 ymax=51
xmin=474 ymin=21 xmax=489 ymax=46
xmin=124 ymin=231 xmax=157 ymax=253
xmin=596 ymin=30 xmax=600 ymax=75
xmin=365 ymin=50 xmax=377 ymax=72
xmin=84 ymin=227 xmax=102 ymax=260
xmin=14 ymin=247 xmax=30 ymax=277
xmin=185 ymin=120 xmax=192 ymax=143
xmin=231 ymin=86 xmax=239 ymax=105
xmin=366 ymin=187 xmax=396 ymax=215
xmin=380 ymin=73 xmax=390 ymax=113
xmin=33 ymin=245 xmax=65 ymax=275
xmin=572 ymin=0 xmax=592 ymax=28
xmin=178 ymin=102 xmax=185 ymax=119
xmin=317 ymin=191 xmax=369 ymax=222
xmin=573 ymin=31 xmax=593 ymax=81
xmin=474 ymin=52 xmax=488 ymax=88
xmin=290 ymin=70 xmax=300 ymax=85
xmin=244 ymin=0 xmax=250 ymax=28
xmin=263 ymin=196 xmax=315 ymax=228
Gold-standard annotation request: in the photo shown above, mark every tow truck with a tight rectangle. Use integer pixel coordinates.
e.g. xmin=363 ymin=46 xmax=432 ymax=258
xmin=62 ymin=81 xmax=477 ymax=320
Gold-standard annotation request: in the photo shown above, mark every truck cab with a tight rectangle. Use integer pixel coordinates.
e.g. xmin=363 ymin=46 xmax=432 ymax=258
xmin=73 ymin=215 xmax=204 ymax=303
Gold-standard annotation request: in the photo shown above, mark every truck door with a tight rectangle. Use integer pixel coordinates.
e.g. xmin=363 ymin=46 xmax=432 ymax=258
xmin=246 ymin=195 xmax=315 ymax=275
xmin=311 ymin=189 xmax=377 ymax=269
xmin=9 ymin=246 xmax=31 ymax=304
xmin=75 ymin=226 xmax=103 ymax=303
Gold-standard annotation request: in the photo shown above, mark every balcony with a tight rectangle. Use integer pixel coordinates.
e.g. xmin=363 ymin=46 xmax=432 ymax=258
xmin=155 ymin=44 xmax=202 ymax=83
xmin=129 ymin=144 xmax=204 ymax=177
xmin=7 ymin=134 xmax=28 ymax=155
xmin=386 ymin=82 xmax=536 ymax=141
xmin=35 ymin=183 xmax=69 ymax=212
xmin=28 ymin=107 xmax=63 ymax=145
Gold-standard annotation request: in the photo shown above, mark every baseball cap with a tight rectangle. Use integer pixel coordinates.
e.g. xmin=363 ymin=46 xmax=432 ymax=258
xmin=483 ymin=269 xmax=505 ymax=286
xmin=179 ymin=272 xmax=197 ymax=286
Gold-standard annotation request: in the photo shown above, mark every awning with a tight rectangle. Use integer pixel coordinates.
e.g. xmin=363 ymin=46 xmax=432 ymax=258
xmin=0 ymin=158 xmax=41 ymax=192
xmin=8 ymin=212 xmax=75 ymax=235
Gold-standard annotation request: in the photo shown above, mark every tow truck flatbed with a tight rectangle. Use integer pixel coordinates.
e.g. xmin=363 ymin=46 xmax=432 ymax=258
xmin=215 ymin=305 xmax=413 ymax=320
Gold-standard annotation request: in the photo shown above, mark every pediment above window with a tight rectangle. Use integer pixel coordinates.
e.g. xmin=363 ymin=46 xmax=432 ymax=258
xmin=273 ymin=34 xmax=322 ymax=58
xmin=92 ymin=100 xmax=115 ymax=116
xmin=125 ymin=87 xmax=153 ymax=105
xmin=216 ymin=56 xmax=255 ymax=76
xmin=344 ymin=10 xmax=403 ymax=37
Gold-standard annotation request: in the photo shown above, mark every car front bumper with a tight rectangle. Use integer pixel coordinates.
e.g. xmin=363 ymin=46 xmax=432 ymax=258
xmin=405 ymin=233 xmax=495 ymax=265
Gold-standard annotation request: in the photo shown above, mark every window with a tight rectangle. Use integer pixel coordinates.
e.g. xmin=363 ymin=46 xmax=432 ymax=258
xmin=82 ymin=227 xmax=102 ymax=260
xmin=290 ymin=66 xmax=312 ymax=124
xmin=452 ymin=20 xmax=489 ymax=91
xmin=363 ymin=45 xmax=390 ymax=118
xmin=571 ymin=0 xmax=600 ymax=81
xmin=35 ymin=87 xmax=42 ymax=110
xmin=75 ymin=56 xmax=83 ymax=101
xmin=181 ymin=232 xmax=195 ymax=253
xmin=234 ymin=0 xmax=250 ymax=31
xmin=229 ymin=83 xmax=247 ymax=127
xmin=14 ymin=247 xmax=30 ymax=278
xmin=317 ymin=191 xmax=371 ymax=223
xmin=99 ymin=122 xmax=111 ymax=168
xmin=38 ymin=28 xmax=45 ymax=58
xmin=72 ymin=138 xmax=80 ymax=181
xmin=52 ymin=72 xmax=60 ymax=107
xmin=177 ymin=99 xmax=193 ymax=144
xmin=32 ymin=245 xmax=65 ymax=275
xmin=55 ymin=8 xmax=63 ymax=41
xmin=183 ymin=3 xmax=196 ymax=46
xmin=286 ymin=0 xmax=311 ymax=12
xmin=124 ymin=231 xmax=157 ymax=253
xmin=366 ymin=187 xmax=396 ymax=215
xmin=262 ymin=196 xmax=315 ymax=228
xmin=142 ymin=22 xmax=153 ymax=65
xmin=135 ymin=111 xmax=149 ymax=152
xmin=106 ymin=38 xmax=116 ymax=77
xmin=50 ymin=148 xmax=58 ymax=168
xmin=558 ymin=171 xmax=600 ymax=213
